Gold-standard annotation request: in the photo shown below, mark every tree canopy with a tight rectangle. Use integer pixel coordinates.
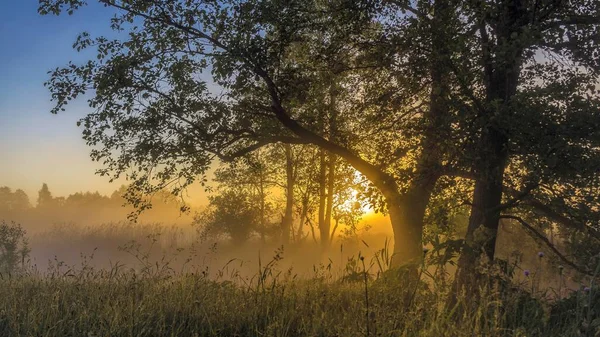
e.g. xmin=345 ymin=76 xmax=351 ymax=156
xmin=39 ymin=0 xmax=600 ymax=276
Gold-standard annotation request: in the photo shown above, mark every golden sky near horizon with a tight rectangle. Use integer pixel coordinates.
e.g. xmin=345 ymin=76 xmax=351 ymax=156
xmin=0 ymin=106 xmax=212 ymax=207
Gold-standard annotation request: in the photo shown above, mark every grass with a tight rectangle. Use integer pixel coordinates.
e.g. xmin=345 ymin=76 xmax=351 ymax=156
xmin=0 ymin=222 xmax=596 ymax=336
xmin=0 ymin=247 xmax=598 ymax=337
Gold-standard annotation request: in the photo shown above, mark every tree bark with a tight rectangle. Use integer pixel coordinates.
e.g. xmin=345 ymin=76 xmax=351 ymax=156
xmin=322 ymin=154 xmax=336 ymax=250
xmin=281 ymin=144 xmax=294 ymax=244
xmin=456 ymin=1 xmax=525 ymax=288
xmin=455 ymin=145 xmax=508 ymax=289
xmin=385 ymin=0 xmax=450 ymax=268
xmin=318 ymin=149 xmax=328 ymax=249
xmin=388 ymin=194 xmax=427 ymax=268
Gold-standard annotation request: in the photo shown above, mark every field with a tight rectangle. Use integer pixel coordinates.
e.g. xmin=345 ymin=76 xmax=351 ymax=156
xmin=0 ymin=222 xmax=597 ymax=337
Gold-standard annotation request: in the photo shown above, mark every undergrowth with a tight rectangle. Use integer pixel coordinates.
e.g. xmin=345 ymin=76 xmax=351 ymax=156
xmin=0 ymin=241 xmax=598 ymax=337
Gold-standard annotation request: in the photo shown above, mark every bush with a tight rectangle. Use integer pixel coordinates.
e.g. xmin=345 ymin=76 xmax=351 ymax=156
xmin=0 ymin=220 xmax=30 ymax=275
xmin=550 ymin=286 xmax=600 ymax=336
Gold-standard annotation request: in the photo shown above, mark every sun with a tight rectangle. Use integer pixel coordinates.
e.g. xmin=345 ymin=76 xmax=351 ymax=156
xmin=338 ymin=170 xmax=374 ymax=215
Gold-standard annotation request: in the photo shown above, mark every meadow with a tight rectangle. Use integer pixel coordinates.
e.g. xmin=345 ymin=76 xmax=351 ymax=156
xmin=0 ymin=221 xmax=597 ymax=337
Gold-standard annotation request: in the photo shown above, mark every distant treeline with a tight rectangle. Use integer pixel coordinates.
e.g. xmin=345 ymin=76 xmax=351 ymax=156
xmin=0 ymin=184 xmax=194 ymax=230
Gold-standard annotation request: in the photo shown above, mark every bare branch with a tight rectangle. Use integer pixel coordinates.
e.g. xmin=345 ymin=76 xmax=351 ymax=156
xmin=505 ymin=187 xmax=600 ymax=241
xmin=500 ymin=215 xmax=595 ymax=277
xmin=220 ymin=136 xmax=311 ymax=162
xmin=490 ymin=183 xmax=539 ymax=213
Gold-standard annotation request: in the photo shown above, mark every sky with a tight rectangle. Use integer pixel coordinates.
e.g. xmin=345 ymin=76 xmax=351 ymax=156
xmin=0 ymin=2 xmax=147 ymax=203
xmin=0 ymin=1 xmax=387 ymax=233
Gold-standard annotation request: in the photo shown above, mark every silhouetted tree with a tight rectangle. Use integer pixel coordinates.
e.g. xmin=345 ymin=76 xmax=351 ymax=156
xmin=199 ymin=190 xmax=260 ymax=245
xmin=0 ymin=187 xmax=31 ymax=214
xmin=0 ymin=221 xmax=30 ymax=274
xmin=37 ymin=183 xmax=54 ymax=209
xmin=39 ymin=0 xmax=435 ymax=267
xmin=446 ymin=0 xmax=600 ymax=287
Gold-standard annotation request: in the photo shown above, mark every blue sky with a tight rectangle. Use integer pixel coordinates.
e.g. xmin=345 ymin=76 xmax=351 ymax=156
xmin=0 ymin=1 xmax=123 ymax=201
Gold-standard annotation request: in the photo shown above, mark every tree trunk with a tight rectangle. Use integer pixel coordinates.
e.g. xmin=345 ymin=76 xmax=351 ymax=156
xmin=258 ymin=165 xmax=267 ymax=243
xmin=321 ymin=78 xmax=339 ymax=251
xmin=455 ymin=115 xmax=511 ymax=288
xmin=472 ymin=134 xmax=508 ymax=257
xmin=281 ymin=144 xmax=294 ymax=244
xmin=388 ymin=197 xmax=424 ymax=268
xmin=296 ymin=192 xmax=309 ymax=241
xmin=317 ymin=149 xmax=327 ymax=249
xmin=454 ymin=144 xmax=508 ymax=288
xmin=385 ymin=0 xmax=449 ymax=268
xmin=322 ymin=154 xmax=336 ymax=250
xmin=456 ymin=2 xmax=525 ymax=288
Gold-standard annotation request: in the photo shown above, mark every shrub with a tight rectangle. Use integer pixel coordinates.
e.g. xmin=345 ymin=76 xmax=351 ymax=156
xmin=0 ymin=220 xmax=30 ymax=275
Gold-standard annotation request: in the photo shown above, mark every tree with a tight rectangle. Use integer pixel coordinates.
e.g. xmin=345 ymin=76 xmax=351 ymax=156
xmin=447 ymin=0 xmax=600 ymax=286
xmin=213 ymin=149 xmax=280 ymax=241
xmin=12 ymin=190 xmax=31 ymax=212
xmin=198 ymin=189 xmax=260 ymax=245
xmin=0 ymin=187 xmax=31 ymax=214
xmin=37 ymin=0 xmax=473 ymax=269
xmin=330 ymin=166 xmax=368 ymax=243
xmin=0 ymin=221 xmax=30 ymax=274
xmin=291 ymin=146 xmax=320 ymax=244
xmin=37 ymin=183 xmax=58 ymax=209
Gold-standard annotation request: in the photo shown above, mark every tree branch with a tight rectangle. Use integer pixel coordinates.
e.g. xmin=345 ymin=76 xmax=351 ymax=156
xmin=546 ymin=15 xmax=600 ymax=28
xmin=100 ymin=0 xmax=400 ymax=199
xmin=490 ymin=183 xmax=539 ymax=213
xmin=385 ymin=0 xmax=430 ymax=21
xmin=219 ymin=136 xmax=311 ymax=162
xmin=500 ymin=215 xmax=594 ymax=277
xmin=505 ymin=187 xmax=600 ymax=241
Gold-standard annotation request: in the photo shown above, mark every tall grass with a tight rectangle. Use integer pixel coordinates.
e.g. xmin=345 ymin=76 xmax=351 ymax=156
xmin=0 ymin=221 xmax=597 ymax=336
xmin=0 ymin=244 xmax=598 ymax=336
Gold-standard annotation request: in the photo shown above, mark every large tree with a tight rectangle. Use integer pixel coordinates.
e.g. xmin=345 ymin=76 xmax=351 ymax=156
xmin=39 ymin=0 xmax=447 ymax=267
xmin=447 ymin=0 xmax=600 ymax=285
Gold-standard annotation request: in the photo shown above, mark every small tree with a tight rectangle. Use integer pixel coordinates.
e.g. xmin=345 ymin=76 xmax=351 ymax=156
xmin=37 ymin=183 xmax=55 ymax=209
xmin=198 ymin=190 xmax=260 ymax=245
xmin=0 ymin=221 xmax=30 ymax=274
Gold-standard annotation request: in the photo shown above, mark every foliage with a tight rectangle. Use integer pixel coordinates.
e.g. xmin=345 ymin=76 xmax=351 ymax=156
xmin=550 ymin=286 xmax=600 ymax=336
xmin=198 ymin=189 xmax=260 ymax=245
xmin=36 ymin=0 xmax=600 ymax=271
xmin=0 ymin=221 xmax=30 ymax=275
xmin=0 ymin=187 xmax=31 ymax=213
xmin=36 ymin=0 xmax=417 ymax=234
